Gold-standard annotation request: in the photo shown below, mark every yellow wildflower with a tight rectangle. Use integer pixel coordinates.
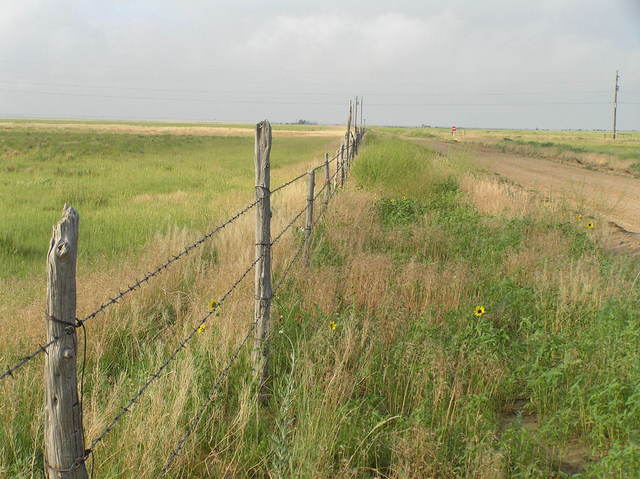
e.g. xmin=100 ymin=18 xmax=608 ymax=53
xmin=586 ymin=221 xmax=594 ymax=229
xmin=197 ymin=324 xmax=206 ymax=334
xmin=473 ymin=305 xmax=486 ymax=317
xmin=208 ymin=299 xmax=218 ymax=311
xmin=329 ymin=321 xmax=337 ymax=331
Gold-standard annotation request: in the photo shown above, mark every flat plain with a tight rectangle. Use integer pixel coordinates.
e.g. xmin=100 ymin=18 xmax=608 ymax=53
xmin=1 ymin=122 xmax=639 ymax=478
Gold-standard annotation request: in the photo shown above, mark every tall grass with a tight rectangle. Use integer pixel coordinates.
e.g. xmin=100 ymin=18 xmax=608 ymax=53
xmin=0 ymin=129 xmax=339 ymax=280
xmin=1 ymin=130 xmax=639 ymax=478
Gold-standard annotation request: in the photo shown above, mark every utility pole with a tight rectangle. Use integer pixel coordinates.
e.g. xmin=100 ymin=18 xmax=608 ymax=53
xmin=612 ymin=70 xmax=620 ymax=140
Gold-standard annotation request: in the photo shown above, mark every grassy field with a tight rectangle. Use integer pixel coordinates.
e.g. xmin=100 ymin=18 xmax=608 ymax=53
xmin=0 ymin=127 xmax=340 ymax=281
xmin=0 ymin=118 xmax=340 ymax=131
xmin=381 ymin=127 xmax=640 ymax=176
xmin=1 ymin=126 xmax=639 ymax=477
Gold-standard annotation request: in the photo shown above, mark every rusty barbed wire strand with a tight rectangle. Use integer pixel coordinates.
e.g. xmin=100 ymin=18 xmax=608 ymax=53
xmin=270 ymin=162 xmax=339 ymax=248
xmin=63 ymin=252 xmax=263 ymax=473
xmin=270 ymin=171 xmax=307 ymax=195
xmin=160 ymin=321 xmax=257 ymax=474
xmin=159 ymin=157 xmax=349 ymax=474
xmin=1 ymin=144 xmax=349 ymax=382
xmin=311 ymin=151 xmax=339 ymax=172
xmin=272 ymin=167 xmax=342 ymax=294
xmin=3 ymin=131 xmax=361 ymax=478
xmin=0 ymin=338 xmax=58 ymax=381
xmin=271 ymin=152 xmax=339 ymax=195
xmin=74 ymin=192 xmax=316 ymax=472
xmin=270 ymin=204 xmax=307 ymax=246
xmin=0 ymin=197 xmax=261 ymax=381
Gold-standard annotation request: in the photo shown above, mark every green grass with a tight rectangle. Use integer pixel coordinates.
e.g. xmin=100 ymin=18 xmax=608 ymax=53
xmin=256 ymin=132 xmax=640 ymax=477
xmin=0 ymin=128 xmax=337 ymax=279
xmin=501 ymin=137 xmax=640 ymax=162
xmin=2 ymin=129 xmax=639 ymax=478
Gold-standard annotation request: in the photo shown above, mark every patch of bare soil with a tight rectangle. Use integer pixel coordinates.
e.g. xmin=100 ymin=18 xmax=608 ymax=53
xmin=0 ymin=122 xmax=344 ymax=138
xmin=407 ymin=136 xmax=640 ymax=255
xmin=471 ymin=141 xmax=640 ymax=179
xmin=607 ymin=221 xmax=640 ymax=256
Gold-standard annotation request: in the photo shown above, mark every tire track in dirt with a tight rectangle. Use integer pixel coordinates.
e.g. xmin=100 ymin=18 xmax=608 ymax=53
xmin=404 ymin=136 xmax=640 ymax=254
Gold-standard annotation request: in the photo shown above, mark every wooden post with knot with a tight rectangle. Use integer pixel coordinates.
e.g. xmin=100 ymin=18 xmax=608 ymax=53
xmin=252 ymin=120 xmax=272 ymax=396
xmin=304 ymin=169 xmax=315 ymax=267
xmin=44 ymin=204 xmax=88 ymax=479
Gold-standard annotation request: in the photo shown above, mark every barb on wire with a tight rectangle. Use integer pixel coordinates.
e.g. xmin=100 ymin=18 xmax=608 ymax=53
xmin=162 ymin=153 xmax=348 ymax=471
xmin=0 ymin=197 xmax=260 ymax=382
xmin=272 ymin=161 xmax=343 ymax=249
xmin=271 ymin=151 xmax=340 ymax=195
xmin=159 ymin=153 xmax=343 ymax=474
xmin=271 ymin=204 xmax=307 ymax=246
xmin=311 ymin=151 xmax=339 ymax=172
xmin=273 ymin=166 xmax=343 ymax=294
xmin=273 ymin=233 xmax=308 ymax=295
xmin=273 ymin=237 xmax=308 ymax=294
xmin=313 ymin=172 xmax=334 ymax=201
xmin=66 ymin=253 xmax=262 ymax=473
xmin=0 ymin=338 xmax=57 ymax=380
xmin=77 ymin=197 xmax=261 ymax=328
xmin=271 ymin=171 xmax=307 ymax=195
xmin=160 ymin=322 xmax=256 ymax=474
xmin=162 ymin=139 xmax=356 ymax=473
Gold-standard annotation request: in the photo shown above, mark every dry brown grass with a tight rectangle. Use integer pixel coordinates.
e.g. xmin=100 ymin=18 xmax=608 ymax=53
xmin=3 ymin=133 xmax=638 ymax=477
xmin=460 ymin=174 xmax=537 ymax=218
xmin=485 ymin=140 xmax=638 ymax=174
xmin=0 ymin=122 xmax=344 ymax=138
xmin=0 ymin=145 xmax=344 ymax=476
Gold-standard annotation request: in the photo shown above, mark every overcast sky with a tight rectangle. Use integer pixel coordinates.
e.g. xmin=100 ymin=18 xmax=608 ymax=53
xmin=1 ymin=0 xmax=638 ymax=129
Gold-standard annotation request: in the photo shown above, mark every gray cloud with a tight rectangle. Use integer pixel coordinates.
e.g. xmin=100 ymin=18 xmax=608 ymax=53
xmin=0 ymin=0 xmax=638 ymax=129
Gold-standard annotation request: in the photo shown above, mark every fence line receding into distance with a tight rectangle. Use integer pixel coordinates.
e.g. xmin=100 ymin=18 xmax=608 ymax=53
xmin=1 ymin=97 xmax=365 ymax=477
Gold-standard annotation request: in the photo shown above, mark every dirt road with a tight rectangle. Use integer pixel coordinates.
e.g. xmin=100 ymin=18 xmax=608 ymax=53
xmin=414 ymin=137 xmax=640 ymax=233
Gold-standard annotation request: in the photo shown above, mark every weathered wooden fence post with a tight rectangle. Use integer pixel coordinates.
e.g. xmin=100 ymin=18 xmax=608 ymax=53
xmin=252 ymin=120 xmax=272 ymax=394
xmin=351 ymin=132 xmax=356 ymax=162
xmin=340 ymin=144 xmax=345 ymax=188
xmin=44 ymin=205 xmax=88 ymax=479
xmin=304 ymin=169 xmax=315 ymax=267
xmin=323 ymin=153 xmax=331 ymax=209
xmin=334 ymin=146 xmax=341 ymax=190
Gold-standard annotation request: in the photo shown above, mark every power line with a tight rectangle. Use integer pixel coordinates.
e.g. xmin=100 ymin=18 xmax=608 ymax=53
xmin=0 ymin=79 xmax=626 ymax=97
xmin=0 ymin=87 xmax=626 ymax=107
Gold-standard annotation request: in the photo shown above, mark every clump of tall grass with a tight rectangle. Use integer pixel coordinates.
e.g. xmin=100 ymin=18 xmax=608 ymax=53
xmin=2 ymin=130 xmax=639 ymax=477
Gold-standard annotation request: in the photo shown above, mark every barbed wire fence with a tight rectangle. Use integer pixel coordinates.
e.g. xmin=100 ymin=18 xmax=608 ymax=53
xmin=1 ymin=97 xmax=365 ymax=478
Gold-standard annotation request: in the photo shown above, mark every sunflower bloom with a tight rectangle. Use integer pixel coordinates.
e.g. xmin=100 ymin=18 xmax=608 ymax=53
xmin=329 ymin=321 xmax=337 ymax=331
xmin=208 ymin=299 xmax=218 ymax=311
xmin=197 ymin=324 xmax=206 ymax=334
xmin=576 ymin=214 xmax=583 ymax=221
xmin=586 ymin=221 xmax=594 ymax=229
xmin=473 ymin=306 xmax=486 ymax=317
